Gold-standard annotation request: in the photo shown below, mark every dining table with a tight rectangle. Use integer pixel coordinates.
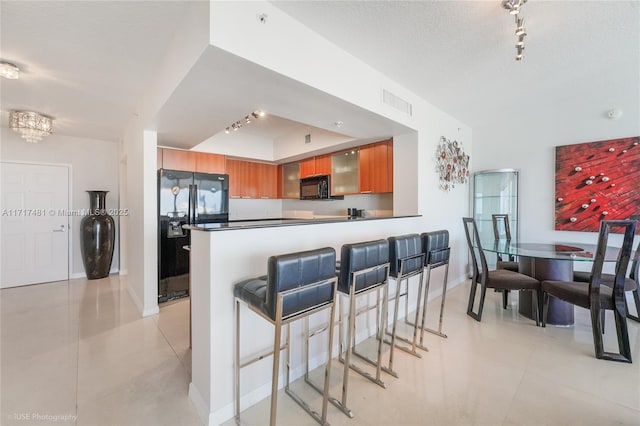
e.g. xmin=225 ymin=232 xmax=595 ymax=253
xmin=481 ymin=239 xmax=636 ymax=326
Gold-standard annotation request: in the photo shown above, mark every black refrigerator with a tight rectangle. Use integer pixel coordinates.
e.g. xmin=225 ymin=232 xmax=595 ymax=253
xmin=158 ymin=169 xmax=229 ymax=303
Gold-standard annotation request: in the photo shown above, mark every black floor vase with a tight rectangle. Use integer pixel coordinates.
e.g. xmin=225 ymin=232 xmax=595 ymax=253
xmin=81 ymin=191 xmax=115 ymax=280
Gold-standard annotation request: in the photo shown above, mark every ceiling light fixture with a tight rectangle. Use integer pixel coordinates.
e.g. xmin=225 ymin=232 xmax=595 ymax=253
xmin=9 ymin=111 xmax=53 ymax=143
xmin=224 ymin=110 xmax=265 ymax=134
xmin=0 ymin=61 xmax=20 ymax=79
xmin=502 ymin=0 xmax=528 ymax=61
xmin=515 ymin=18 xmax=526 ymax=36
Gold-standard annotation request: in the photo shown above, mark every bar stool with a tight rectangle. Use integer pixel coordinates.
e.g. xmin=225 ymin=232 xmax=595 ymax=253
xmin=233 ymin=247 xmax=338 ymax=426
xmin=386 ymin=234 xmax=426 ymax=374
xmin=333 ymin=239 xmax=390 ymax=417
xmin=417 ymin=230 xmax=451 ymax=341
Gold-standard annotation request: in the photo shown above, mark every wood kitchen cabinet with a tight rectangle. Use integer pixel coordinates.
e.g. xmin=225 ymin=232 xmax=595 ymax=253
xmin=299 ymin=158 xmax=316 ymax=179
xmin=161 ymin=148 xmax=197 ymax=171
xmin=257 ymin=163 xmax=277 ymax=199
xmin=299 ymin=155 xmax=332 ymax=178
xmin=195 ymin=152 xmax=226 ymax=174
xmin=359 ymin=139 xmax=393 ymax=193
xmin=314 ymin=154 xmax=332 ymax=176
xmin=226 ymin=158 xmax=277 ymax=199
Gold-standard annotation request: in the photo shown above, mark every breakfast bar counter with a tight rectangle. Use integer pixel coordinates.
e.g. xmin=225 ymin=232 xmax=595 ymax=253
xmin=185 ymin=215 xmax=423 ymax=426
xmin=186 ymin=214 xmax=419 ymax=231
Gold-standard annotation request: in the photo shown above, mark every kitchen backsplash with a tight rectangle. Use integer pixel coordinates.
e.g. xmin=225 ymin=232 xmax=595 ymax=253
xmin=229 ymin=193 xmax=393 ymax=220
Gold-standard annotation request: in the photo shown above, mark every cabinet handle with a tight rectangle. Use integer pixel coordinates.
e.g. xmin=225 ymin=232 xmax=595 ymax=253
xmin=260 ymin=197 xmax=270 ymax=199
xmin=231 ymin=196 xmax=241 ymax=199
xmin=360 ymin=191 xmax=373 ymax=194
xmin=241 ymin=196 xmax=252 ymax=199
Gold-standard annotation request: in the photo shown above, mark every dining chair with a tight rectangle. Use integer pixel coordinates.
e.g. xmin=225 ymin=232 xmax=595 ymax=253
xmin=492 ymin=214 xmax=519 ymax=309
xmin=572 ymin=238 xmax=640 ymax=322
xmin=462 ymin=217 xmax=542 ymax=323
xmin=541 ymin=220 xmax=636 ymax=363
xmin=492 ymin=214 xmax=519 ymax=272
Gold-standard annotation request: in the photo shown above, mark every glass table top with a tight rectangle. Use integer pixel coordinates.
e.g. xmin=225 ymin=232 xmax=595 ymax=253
xmin=480 ymin=239 xmax=638 ymax=262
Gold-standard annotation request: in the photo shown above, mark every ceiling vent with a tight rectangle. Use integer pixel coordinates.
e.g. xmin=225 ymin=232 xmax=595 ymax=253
xmin=382 ymin=89 xmax=412 ymax=116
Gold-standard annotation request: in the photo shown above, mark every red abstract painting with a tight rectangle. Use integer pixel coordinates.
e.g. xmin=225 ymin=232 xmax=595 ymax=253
xmin=555 ymin=136 xmax=640 ymax=233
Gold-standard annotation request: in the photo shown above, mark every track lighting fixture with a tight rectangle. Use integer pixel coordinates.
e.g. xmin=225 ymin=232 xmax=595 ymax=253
xmin=224 ymin=110 xmax=265 ymax=134
xmin=502 ymin=0 xmax=528 ymax=61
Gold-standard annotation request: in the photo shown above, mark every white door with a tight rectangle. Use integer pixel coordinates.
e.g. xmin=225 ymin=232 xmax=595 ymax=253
xmin=1 ymin=162 xmax=70 ymax=288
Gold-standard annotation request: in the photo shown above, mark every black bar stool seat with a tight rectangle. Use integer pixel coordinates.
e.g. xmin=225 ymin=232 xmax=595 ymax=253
xmin=331 ymin=239 xmax=390 ymax=418
xmin=234 ymin=247 xmax=338 ymax=426
xmin=417 ymin=230 xmax=451 ymax=340
xmin=385 ymin=234 xmax=426 ymax=374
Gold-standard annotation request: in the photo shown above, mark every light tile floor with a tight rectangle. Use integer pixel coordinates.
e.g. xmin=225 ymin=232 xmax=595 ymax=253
xmin=1 ymin=275 xmax=639 ymax=426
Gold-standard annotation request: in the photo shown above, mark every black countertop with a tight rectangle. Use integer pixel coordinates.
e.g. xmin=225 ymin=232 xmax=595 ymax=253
xmin=184 ymin=215 xmax=419 ymax=232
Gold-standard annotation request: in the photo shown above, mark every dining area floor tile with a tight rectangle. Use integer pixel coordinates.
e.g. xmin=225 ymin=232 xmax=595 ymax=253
xmin=1 ymin=275 xmax=638 ymax=426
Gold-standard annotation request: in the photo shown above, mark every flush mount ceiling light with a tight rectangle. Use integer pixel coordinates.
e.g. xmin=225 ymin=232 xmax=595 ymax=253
xmin=0 ymin=61 xmax=20 ymax=79
xmin=502 ymin=0 xmax=528 ymax=61
xmin=9 ymin=111 xmax=53 ymax=143
xmin=224 ymin=110 xmax=265 ymax=134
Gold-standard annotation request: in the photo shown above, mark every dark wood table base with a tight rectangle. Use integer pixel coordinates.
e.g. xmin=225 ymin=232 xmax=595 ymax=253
xmin=517 ymin=256 xmax=575 ymax=326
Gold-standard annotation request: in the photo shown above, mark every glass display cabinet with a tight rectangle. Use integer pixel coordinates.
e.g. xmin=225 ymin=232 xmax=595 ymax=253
xmin=473 ymin=169 xmax=519 ymax=266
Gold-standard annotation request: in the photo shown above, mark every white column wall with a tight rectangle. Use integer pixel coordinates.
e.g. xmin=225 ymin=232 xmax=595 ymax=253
xmin=121 ymin=1 xmax=210 ymax=316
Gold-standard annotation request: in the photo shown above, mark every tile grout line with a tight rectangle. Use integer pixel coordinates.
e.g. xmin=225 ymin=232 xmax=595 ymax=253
xmin=153 ymin=305 xmax=192 ymax=376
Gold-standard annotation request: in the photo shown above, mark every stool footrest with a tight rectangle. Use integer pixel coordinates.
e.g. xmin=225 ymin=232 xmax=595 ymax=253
xmin=423 ymin=328 xmax=448 ymax=338
xmin=382 ymin=333 xmax=426 ymax=356
xmin=285 ymin=387 xmax=330 ymax=426
xmin=239 ymin=345 xmax=286 ymax=369
xmin=305 ymin=375 xmax=355 ymax=419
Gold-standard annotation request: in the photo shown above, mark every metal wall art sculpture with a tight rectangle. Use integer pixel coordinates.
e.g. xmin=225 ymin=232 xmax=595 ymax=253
xmin=435 ymin=136 xmax=470 ymax=192
xmin=555 ymin=136 xmax=640 ymax=233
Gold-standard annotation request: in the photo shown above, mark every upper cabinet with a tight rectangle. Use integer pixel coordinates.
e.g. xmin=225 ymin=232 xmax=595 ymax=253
xmin=161 ymin=148 xmax=196 ymax=171
xmin=299 ymin=155 xmax=332 ymax=178
xmin=280 ymin=162 xmax=300 ymax=199
xmin=299 ymin=158 xmax=315 ymax=178
xmin=195 ymin=152 xmax=225 ymax=174
xmin=227 ymin=158 xmax=277 ymax=199
xmin=159 ymin=148 xmax=225 ymax=174
xmin=359 ymin=139 xmax=393 ymax=193
xmin=315 ymin=154 xmax=332 ymax=176
xmin=331 ymin=149 xmax=360 ymax=195
xmin=256 ymin=162 xmax=277 ymax=199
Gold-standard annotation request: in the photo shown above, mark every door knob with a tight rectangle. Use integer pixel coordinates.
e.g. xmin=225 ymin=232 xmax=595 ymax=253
xmin=53 ymin=224 xmax=65 ymax=232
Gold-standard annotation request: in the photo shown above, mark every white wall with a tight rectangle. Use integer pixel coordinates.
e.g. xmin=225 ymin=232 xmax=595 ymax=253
xmin=0 ymin=128 xmax=120 ymax=278
xmin=472 ymin=108 xmax=640 ymax=273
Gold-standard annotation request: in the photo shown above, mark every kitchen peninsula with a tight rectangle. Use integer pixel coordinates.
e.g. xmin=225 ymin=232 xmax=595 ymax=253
xmin=186 ymin=214 xmax=422 ymax=426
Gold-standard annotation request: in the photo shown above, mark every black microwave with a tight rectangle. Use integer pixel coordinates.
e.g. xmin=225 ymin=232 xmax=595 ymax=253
xmin=300 ymin=175 xmax=332 ymax=200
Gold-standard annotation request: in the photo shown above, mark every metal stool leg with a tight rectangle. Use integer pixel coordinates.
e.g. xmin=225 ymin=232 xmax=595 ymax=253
xmin=234 ymin=299 xmax=241 ymax=425
xmin=384 ymin=261 xmax=427 ymax=358
xmin=269 ymin=299 xmax=283 ymax=426
xmin=420 ymin=262 xmax=450 ymax=341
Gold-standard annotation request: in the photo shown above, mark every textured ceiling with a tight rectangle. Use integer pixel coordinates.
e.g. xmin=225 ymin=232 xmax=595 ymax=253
xmin=272 ymin=1 xmax=640 ymax=129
